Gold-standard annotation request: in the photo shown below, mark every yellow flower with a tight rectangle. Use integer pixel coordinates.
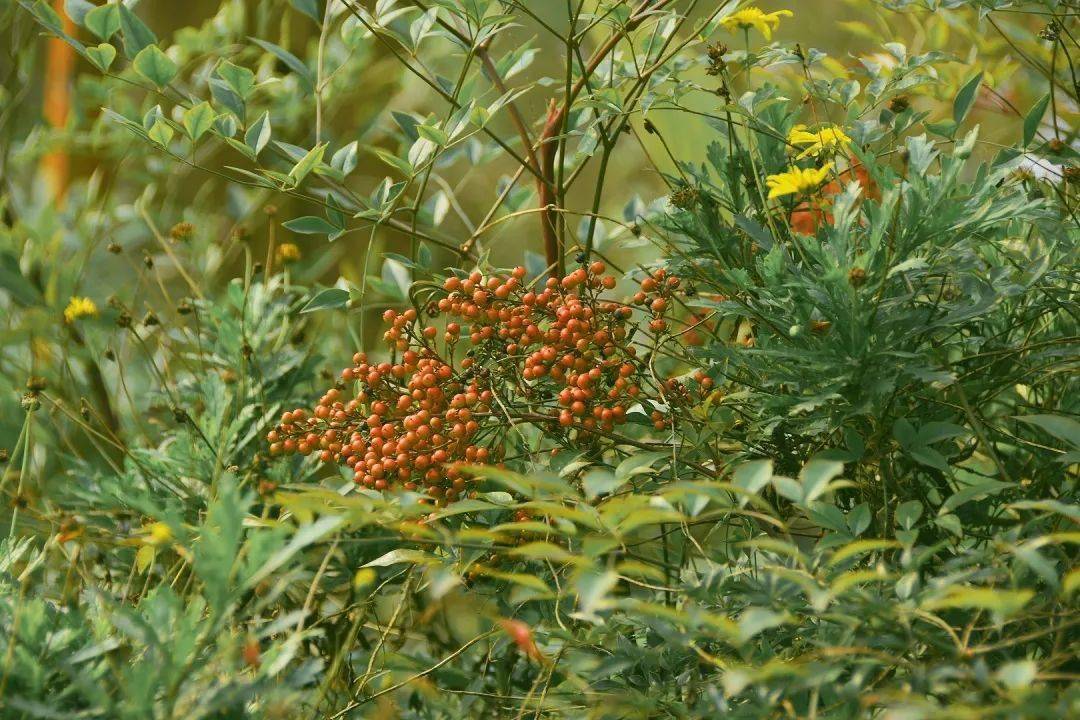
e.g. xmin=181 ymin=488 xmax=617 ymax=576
xmin=788 ymin=124 xmax=852 ymax=159
xmin=275 ymin=242 xmax=302 ymax=264
xmin=143 ymin=522 xmax=173 ymax=546
xmin=766 ymin=163 xmax=834 ymax=199
xmin=64 ymin=296 xmax=98 ymax=323
xmin=719 ymin=7 xmax=793 ymax=40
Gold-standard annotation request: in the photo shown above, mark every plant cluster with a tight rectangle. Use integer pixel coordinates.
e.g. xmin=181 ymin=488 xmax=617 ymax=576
xmin=269 ymin=262 xmax=706 ymax=504
xmin=0 ymin=0 xmax=1077 ymax=719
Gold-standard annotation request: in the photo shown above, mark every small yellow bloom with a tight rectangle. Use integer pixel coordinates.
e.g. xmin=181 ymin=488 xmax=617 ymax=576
xmin=353 ymin=567 xmax=376 ymax=590
xmin=788 ymin=124 xmax=852 ymax=159
xmin=766 ymin=163 xmax=834 ymax=200
xmin=720 ymin=7 xmax=793 ymax=41
xmin=64 ymin=296 xmax=98 ymax=323
xmin=143 ymin=521 xmax=173 ymax=546
xmin=275 ymin=242 xmax=302 ymax=264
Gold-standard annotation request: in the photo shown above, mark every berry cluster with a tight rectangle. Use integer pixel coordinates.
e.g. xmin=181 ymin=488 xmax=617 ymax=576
xmin=268 ymin=263 xmax=701 ymax=506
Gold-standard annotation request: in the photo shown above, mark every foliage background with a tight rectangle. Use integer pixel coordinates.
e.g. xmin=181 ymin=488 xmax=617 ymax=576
xmin=0 ymin=0 xmax=1077 ymax=718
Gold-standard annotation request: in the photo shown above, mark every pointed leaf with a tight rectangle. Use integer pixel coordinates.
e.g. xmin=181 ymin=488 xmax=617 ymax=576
xmin=133 ymin=45 xmax=176 ymax=87
xmin=183 ymin=102 xmax=216 ymax=141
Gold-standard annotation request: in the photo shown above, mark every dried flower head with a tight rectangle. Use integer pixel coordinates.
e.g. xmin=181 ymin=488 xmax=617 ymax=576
xmin=275 ymin=242 xmax=302 ymax=264
xmin=169 ymin=221 xmax=195 ymax=242
xmin=669 ymin=185 xmax=699 ymax=210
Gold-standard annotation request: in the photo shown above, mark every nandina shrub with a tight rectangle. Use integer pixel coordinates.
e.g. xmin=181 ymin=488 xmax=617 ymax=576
xmin=1 ymin=1 xmax=1078 ymax=719
xmin=269 ymin=263 xmax=709 ymax=505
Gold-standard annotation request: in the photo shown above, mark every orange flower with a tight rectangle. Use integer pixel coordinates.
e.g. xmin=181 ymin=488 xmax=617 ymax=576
xmin=789 ymin=162 xmax=878 ymax=235
xmin=499 ymin=618 xmax=543 ymax=661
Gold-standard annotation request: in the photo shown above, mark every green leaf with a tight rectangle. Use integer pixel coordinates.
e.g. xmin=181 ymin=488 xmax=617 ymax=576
xmin=799 ymin=458 xmax=844 ymax=505
xmin=1016 ymin=414 xmax=1080 ymax=449
xmin=300 ymin=287 xmax=349 ymax=313
xmin=996 ymin=660 xmax=1037 ymax=690
xmin=953 ymin=71 xmax=983 ymax=126
xmin=614 ymin=451 xmax=667 ymax=483
xmin=363 ymin=549 xmax=438 ymax=567
xmin=24 ymin=0 xmax=64 ymax=33
xmin=224 ymin=137 xmax=255 ymax=161
xmin=287 ymin=143 xmax=327 ymax=186
xmin=575 ymin=568 xmax=618 ymax=619
xmin=941 ymin=480 xmax=1011 ymax=513
xmin=1022 ymin=93 xmax=1050 ymax=147
xmin=182 ymin=102 xmax=216 ymax=141
xmin=249 ymin=37 xmax=313 ymax=91
xmin=64 ymin=0 xmax=94 ymax=24
xmin=218 ymin=60 xmax=255 ymax=98
xmin=733 ymin=460 xmax=772 ymax=502
xmin=734 ymin=214 xmax=773 ymax=250
xmin=132 ymin=45 xmax=177 ymax=87
xmin=926 ymin=587 xmax=1033 ymax=616
xmin=290 ymin=0 xmax=322 ymax=23
xmin=582 ymin=468 xmax=619 ymax=500
xmin=118 ymin=3 xmax=157 ymax=56
xmin=84 ymin=2 xmax=119 ymax=40
xmin=331 ymin=141 xmax=359 ymax=176
xmin=0 ymin=250 xmax=43 ymax=306
xmin=147 ymin=120 xmax=174 ymax=148
xmin=283 ymin=216 xmax=339 ymax=235
xmin=416 ymin=123 xmax=450 ymax=146
xmin=828 ymin=539 xmax=899 ymax=567
xmin=85 ymin=42 xmax=116 ymax=72
xmin=244 ymin=111 xmax=272 ymax=156
xmin=895 ymin=500 xmax=923 ymax=530
xmin=738 ymin=607 xmax=788 ymax=642
xmin=244 ymin=516 xmax=343 ymax=588
xmin=193 ymin=474 xmax=249 ymax=616
xmin=374 ymin=148 xmax=413 ymax=176
xmin=935 ymin=513 xmax=963 ymax=538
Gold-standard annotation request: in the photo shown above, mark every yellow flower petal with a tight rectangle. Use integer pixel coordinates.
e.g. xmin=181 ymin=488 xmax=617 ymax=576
xmin=720 ymin=8 xmax=793 ymax=41
xmin=64 ymin=296 xmax=98 ymax=323
xmin=766 ymin=163 xmax=834 ymax=200
xmin=787 ymin=124 xmax=852 ymax=159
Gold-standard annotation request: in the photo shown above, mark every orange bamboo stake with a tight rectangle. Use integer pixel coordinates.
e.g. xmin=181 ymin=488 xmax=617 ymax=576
xmin=41 ymin=0 xmax=75 ymax=203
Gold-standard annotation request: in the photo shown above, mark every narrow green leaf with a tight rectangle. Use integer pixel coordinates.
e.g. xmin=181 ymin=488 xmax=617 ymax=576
xmin=926 ymin=587 xmax=1033 ymax=616
xmin=1016 ymin=414 xmax=1080 ymax=448
xmin=283 ymin=216 xmax=338 ymax=235
xmin=118 ymin=3 xmax=157 ymax=56
xmin=330 ymin=140 xmax=359 ymax=175
xmin=244 ymin=111 xmax=272 ymax=156
xmin=300 ymin=287 xmax=349 ymax=313
xmin=416 ymin=123 xmax=449 ymax=146
xmin=374 ymin=148 xmax=413 ymax=176
xmin=1022 ymin=93 xmax=1051 ymax=147
xmin=363 ymin=549 xmax=437 ymax=567
xmin=287 ymin=143 xmax=326 ymax=186
xmin=249 ymin=37 xmax=313 ymax=91
xmin=289 ymin=0 xmax=322 ymax=23
xmin=953 ymin=71 xmax=983 ymax=126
